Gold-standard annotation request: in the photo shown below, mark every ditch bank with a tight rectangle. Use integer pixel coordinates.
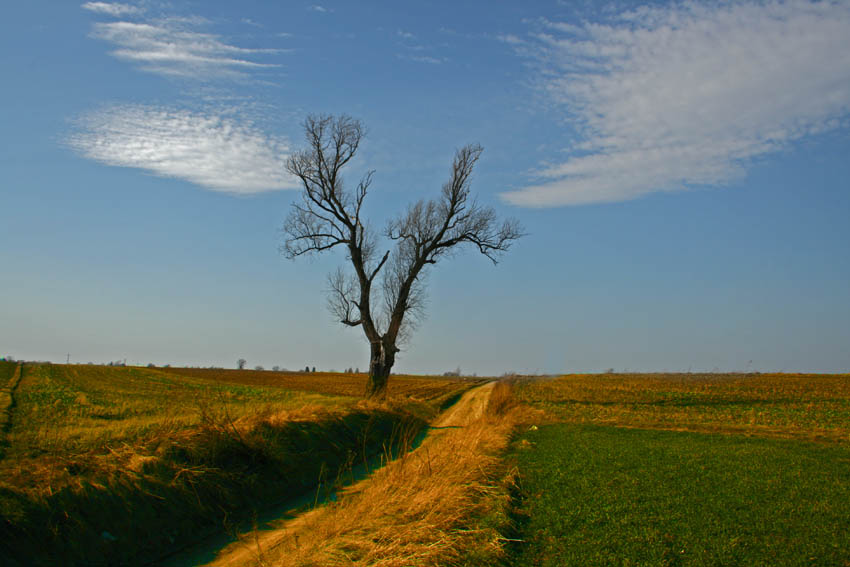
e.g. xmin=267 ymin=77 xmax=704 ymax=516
xmin=0 ymin=406 xmax=425 ymax=566
xmin=203 ymin=381 xmax=506 ymax=567
xmin=160 ymin=383 xmax=497 ymax=567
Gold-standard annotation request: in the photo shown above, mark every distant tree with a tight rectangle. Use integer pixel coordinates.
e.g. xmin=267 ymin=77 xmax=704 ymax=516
xmin=147 ymin=363 xmax=156 ymax=368
xmin=281 ymin=114 xmax=523 ymax=397
xmin=237 ymin=358 xmax=247 ymax=370
xmin=272 ymin=365 xmax=281 ymax=372
xmin=254 ymin=365 xmax=264 ymax=371
xmin=305 ymin=366 xmax=310 ymax=373
xmin=312 ymin=366 xmax=316 ymax=373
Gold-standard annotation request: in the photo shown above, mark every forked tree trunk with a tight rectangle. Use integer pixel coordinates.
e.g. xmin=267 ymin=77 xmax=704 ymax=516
xmin=366 ymin=342 xmax=395 ymax=398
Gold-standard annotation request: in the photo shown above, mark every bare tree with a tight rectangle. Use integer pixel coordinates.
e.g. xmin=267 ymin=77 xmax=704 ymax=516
xmin=237 ymin=358 xmax=246 ymax=370
xmin=282 ymin=114 xmax=523 ymax=397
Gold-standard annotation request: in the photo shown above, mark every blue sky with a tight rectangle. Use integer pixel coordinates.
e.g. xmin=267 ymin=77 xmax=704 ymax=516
xmin=2 ymin=0 xmax=849 ymax=374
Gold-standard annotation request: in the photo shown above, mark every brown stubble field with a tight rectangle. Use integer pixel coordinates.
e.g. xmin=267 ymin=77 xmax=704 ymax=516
xmin=516 ymin=372 xmax=850 ymax=443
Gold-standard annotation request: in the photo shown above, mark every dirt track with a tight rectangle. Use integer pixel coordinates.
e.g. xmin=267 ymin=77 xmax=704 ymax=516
xmin=433 ymin=380 xmax=495 ymax=427
xmin=202 ymin=380 xmax=496 ymax=567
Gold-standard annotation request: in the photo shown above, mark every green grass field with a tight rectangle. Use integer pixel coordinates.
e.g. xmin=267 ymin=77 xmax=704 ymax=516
xmin=0 ymin=361 xmax=472 ymax=565
xmin=508 ymin=373 xmax=850 ymax=567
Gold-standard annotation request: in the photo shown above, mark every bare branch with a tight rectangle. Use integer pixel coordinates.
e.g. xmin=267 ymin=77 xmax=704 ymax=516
xmin=380 ymin=144 xmax=524 ymax=345
xmin=327 ymin=268 xmax=361 ymax=327
xmin=281 ymin=117 xmax=523 ymax=397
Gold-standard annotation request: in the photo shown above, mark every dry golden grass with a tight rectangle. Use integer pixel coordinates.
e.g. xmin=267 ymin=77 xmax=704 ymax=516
xmin=208 ymin=380 xmax=521 ymax=567
xmin=0 ymin=363 xmax=474 ymax=565
xmin=1 ymin=364 xmax=349 ymax=491
xmin=517 ymin=372 xmax=850 ymax=443
xmin=2 ymin=364 xmax=471 ymax=492
xmin=160 ymin=367 xmax=479 ymax=405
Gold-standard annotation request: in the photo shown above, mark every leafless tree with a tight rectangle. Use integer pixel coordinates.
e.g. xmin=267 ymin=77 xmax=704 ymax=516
xmin=282 ymin=114 xmax=523 ymax=397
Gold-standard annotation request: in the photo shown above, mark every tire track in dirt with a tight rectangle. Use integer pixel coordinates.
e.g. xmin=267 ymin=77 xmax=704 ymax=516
xmin=0 ymin=364 xmax=24 ymax=456
xmin=201 ymin=380 xmax=497 ymax=567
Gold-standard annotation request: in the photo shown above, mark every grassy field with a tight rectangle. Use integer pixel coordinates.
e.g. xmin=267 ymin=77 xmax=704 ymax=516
xmin=7 ymin=366 xmax=847 ymax=566
xmin=508 ymin=373 xmax=850 ymax=566
xmin=0 ymin=361 xmax=474 ymax=565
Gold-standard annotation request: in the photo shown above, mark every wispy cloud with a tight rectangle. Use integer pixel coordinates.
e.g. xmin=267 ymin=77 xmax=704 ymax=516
xmin=89 ymin=17 xmax=280 ymax=80
xmin=397 ymin=54 xmax=445 ymax=65
xmin=309 ymin=5 xmax=331 ymax=13
xmin=68 ymin=105 xmax=297 ymax=193
xmin=81 ymin=2 xmax=142 ymax=17
xmin=503 ymin=0 xmax=850 ymax=207
xmin=496 ymin=33 xmax=523 ymax=46
xmin=397 ymin=29 xmax=415 ymax=39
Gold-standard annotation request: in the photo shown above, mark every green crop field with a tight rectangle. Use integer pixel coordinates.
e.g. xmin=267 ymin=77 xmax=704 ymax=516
xmin=508 ymin=373 xmax=850 ymax=567
xmin=0 ymin=361 xmax=474 ymax=565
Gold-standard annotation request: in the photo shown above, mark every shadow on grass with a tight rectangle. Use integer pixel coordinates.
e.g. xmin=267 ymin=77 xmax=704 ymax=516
xmin=0 ymin=409 xmax=426 ymax=566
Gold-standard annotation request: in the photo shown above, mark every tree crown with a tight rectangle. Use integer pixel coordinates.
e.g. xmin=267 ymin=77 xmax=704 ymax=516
xmin=282 ymin=114 xmax=523 ymax=349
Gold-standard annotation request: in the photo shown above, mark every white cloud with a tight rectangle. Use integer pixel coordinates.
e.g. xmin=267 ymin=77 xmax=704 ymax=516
xmin=89 ymin=19 xmax=279 ymax=80
xmin=309 ymin=5 xmax=331 ymax=13
xmin=81 ymin=2 xmax=142 ymax=17
xmin=68 ymin=105 xmax=297 ymax=193
xmin=503 ymin=0 xmax=850 ymax=207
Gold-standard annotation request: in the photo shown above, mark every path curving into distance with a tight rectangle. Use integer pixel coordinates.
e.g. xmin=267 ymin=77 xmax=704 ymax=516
xmin=199 ymin=380 xmax=497 ymax=567
xmin=432 ymin=380 xmax=496 ymax=428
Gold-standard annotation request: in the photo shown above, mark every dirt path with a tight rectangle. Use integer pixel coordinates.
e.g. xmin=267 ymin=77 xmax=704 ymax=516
xmin=200 ymin=381 xmax=496 ymax=567
xmin=433 ymin=380 xmax=495 ymax=428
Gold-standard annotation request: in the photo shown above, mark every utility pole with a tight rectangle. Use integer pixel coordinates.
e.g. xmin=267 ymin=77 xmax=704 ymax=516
xmin=66 ymin=353 xmax=70 ymax=364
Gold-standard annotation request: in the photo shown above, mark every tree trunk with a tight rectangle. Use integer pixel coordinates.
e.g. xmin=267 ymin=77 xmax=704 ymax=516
xmin=367 ymin=363 xmax=391 ymax=398
xmin=366 ymin=342 xmax=394 ymax=398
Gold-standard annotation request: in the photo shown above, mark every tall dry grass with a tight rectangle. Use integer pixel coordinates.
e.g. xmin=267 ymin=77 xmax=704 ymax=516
xmin=0 ymin=363 xmax=443 ymax=565
xmin=212 ymin=380 xmax=521 ymax=567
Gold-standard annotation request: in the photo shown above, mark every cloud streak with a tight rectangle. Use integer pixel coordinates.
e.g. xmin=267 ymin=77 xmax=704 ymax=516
xmin=503 ymin=0 xmax=850 ymax=207
xmin=81 ymin=2 xmax=142 ymax=17
xmin=89 ymin=17 xmax=280 ymax=80
xmin=68 ymin=105 xmax=297 ymax=193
